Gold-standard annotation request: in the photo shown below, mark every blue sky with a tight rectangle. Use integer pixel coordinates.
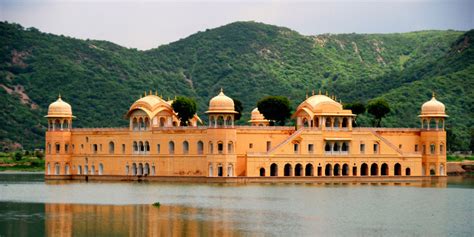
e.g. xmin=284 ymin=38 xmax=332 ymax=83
xmin=1 ymin=0 xmax=472 ymax=50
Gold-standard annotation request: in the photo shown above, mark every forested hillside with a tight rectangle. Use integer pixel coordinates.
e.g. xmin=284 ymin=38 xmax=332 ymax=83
xmin=0 ymin=21 xmax=472 ymax=150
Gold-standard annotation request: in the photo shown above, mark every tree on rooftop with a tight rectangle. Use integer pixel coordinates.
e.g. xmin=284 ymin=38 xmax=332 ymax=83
xmin=172 ymin=96 xmax=197 ymax=126
xmin=257 ymin=96 xmax=291 ymax=126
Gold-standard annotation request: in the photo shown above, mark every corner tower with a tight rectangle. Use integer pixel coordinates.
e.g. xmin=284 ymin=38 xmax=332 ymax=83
xmin=45 ymin=95 xmax=75 ymax=176
xmin=419 ymin=93 xmax=448 ymax=176
xmin=205 ymin=89 xmax=237 ymax=177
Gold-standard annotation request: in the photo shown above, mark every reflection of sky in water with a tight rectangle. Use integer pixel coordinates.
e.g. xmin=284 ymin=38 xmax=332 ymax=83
xmin=0 ymin=174 xmax=473 ymax=236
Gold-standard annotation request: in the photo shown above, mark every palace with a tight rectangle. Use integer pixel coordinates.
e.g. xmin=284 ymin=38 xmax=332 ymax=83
xmin=44 ymin=90 xmax=447 ymax=180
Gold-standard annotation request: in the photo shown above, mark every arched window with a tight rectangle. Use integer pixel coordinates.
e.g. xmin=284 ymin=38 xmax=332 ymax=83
xmin=132 ymin=163 xmax=137 ymax=176
xmin=405 ymin=167 xmax=411 ymax=176
xmin=334 ymin=142 xmax=340 ymax=152
xmin=217 ymin=141 xmax=224 ymax=154
xmin=84 ymin=165 xmax=89 ymax=175
xmin=334 ymin=164 xmax=340 ymax=176
xmin=342 ymin=118 xmax=348 ymax=128
xmin=197 ymin=141 xmax=204 ymax=155
xmin=138 ymin=117 xmax=143 ymax=130
xmin=341 ymin=142 xmax=349 ymax=152
xmin=145 ymin=141 xmax=150 ymax=154
xmin=54 ymin=119 xmax=61 ymax=131
xmin=217 ymin=116 xmax=224 ymax=126
xmin=209 ymin=142 xmax=214 ymax=154
xmin=169 ymin=141 xmax=175 ymax=154
xmin=144 ymin=117 xmax=150 ymax=130
xmin=334 ymin=118 xmax=340 ymax=128
xmin=394 ymin=163 xmax=401 ymax=176
xmin=160 ymin=117 xmax=166 ymax=127
xmin=65 ymin=164 xmax=70 ymax=175
xmin=77 ymin=165 xmax=82 ymax=175
xmin=370 ymin=163 xmax=378 ymax=176
xmin=152 ymin=165 xmax=156 ymax=176
xmin=209 ymin=164 xmax=213 ymax=177
xmin=325 ymin=117 xmax=331 ymax=128
xmin=227 ymin=164 xmax=233 ymax=177
xmin=270 ymin=163 xmax=278 ymax=176
xmin=260 ymin=167 xmax=266 ymax=176
xmin=99 ymin=163 xmax=104 ymax=175
xmin=47 ymin=163 xmax=51 ymax=175
xmin=284 ymin=163 xmax=292 ymax=176
xmin=122 ymin=144 xmax=125 ymax=154
xmin=47 ymin=143 xmax=51 ymax=154
xmin=183 ymin=141 xmax=189 ymax=154
xmin=429 ymin=119 xmax=436 ymax=130
xmin=92 ymin=144 xmax=98 ymax=154
xmin=226 ymin=116 xmax=232 ymax=126
xmin=227 ymin=141 xmax=233 ymax=154
xmin=440 ymin=143 xmax=444 ymax=155
xmin=325 ymin=142 xmax=331 ymax=152
xmin=139 ymin=141 xmax=144 ymax=154
xmin=109 ymin=141 xmax=115 ymax=154
xmin=381 ymin=163 xmax=389 ymax=176
xmin=294 ymin=163 xmax=303 ymax=176
xmin=342 ymin=164 xmax=349 ymax=176
xmin=157 ymin=144 xmax=161 ymax=154
xmin=314 ymin=117 xmax=319 ymax=128
xmin=133 ymin=118 xmax=138 ymax=131
xmin=144 ymin=163 xmax=150 ymax=176
xmin=125 ymin=165 xmax=129 ymax=175
xmin=305 ymin=164 xmax=314 ymax=176
xmin=55 ymin=143 xmax=61 ymax=154
xmin=91 ymin=165 xmax=95 ymax=175
xmin=361 ymin=163 xmax=368 ymax=176
xmin=430 ymin=143 xmax=436 ymax=155
xmin=133 ymin=141 xmax=138 ymax=154
xmin=325 ymin=164 xmax=332 ymax=176
xmin=138 ymin=163 xmax=143 ymax=176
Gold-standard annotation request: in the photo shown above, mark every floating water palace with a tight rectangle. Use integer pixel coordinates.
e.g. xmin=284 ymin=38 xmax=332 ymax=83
xmin=44 ymin=90 xmax=447 ymax=180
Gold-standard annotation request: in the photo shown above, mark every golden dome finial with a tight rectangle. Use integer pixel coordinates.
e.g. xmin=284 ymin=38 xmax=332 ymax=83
xmin=334 ymin=95 xmax=337 ymax=101
xmin=306 ymin=91 xmax=308 ymax=99
xmin=432 ymin=91 xmax=436 ymax=98
xmin=220 ymin=88 xmax=224 ymax=93
xmin=143 ymin=91 xmax=146 ymax=97
xmin=58 ymin=93 xmax=61 ymax=99
xmin=155 ymin=90 xmax=158 ymax=96
xmin=149 ymin=90 xmax=152 ymax=96
xmin=325 ymin=91 xmax=328 ymax=96
xmin=312 ymin=90 xmax=315 ymax=96
xmin=319 ymin=89 xmax=321 ymax=95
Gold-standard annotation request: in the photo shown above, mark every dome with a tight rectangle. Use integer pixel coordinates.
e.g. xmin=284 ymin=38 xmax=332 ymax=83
xmin=420 ymin=95 xmax=448 ymax=117
xmin=127 ymin=94 xmax=174 ymax=117
xmin=206 ymin=89 xmax=237 ymax=114
xmin=45 ymin=95 xmax=73 ymax=118
xmin=303 ymin=94 xmax=342 ymax=110
xmin=250 ymin=107 xmax=267 ymax=121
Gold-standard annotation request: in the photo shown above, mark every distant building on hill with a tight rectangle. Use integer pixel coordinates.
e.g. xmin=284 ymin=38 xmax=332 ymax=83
xmin=44 ymin=89 xmax=447 ymax=180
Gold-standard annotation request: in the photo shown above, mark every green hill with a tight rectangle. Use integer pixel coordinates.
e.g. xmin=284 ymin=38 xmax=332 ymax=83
xmin=0 ymin=21 xmax=472 ymax=151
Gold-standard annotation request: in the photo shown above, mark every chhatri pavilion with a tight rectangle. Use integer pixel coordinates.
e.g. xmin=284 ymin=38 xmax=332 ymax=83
xmin=44 ymin=89 xmax=447 ymax=180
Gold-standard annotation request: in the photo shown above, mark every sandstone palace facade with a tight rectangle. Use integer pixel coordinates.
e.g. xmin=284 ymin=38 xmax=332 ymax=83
xmin=44 ymin=90 xmax=448 ymax=180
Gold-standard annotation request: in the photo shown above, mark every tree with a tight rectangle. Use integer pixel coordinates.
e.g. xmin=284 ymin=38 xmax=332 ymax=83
xmin=233 ymin=99 xmax=243 ymax=121
xmin=257 ymin=96 xmax=291 ymax=126
xmin=344 ymin=102 xmax=366 ymax=127
xmin=367 ymin=98 xmax=391 ymax=127
xmin=14 ymin=151 xmax=22 ymax=161
xmin=172 ymin=96 xmax=197 ymax=126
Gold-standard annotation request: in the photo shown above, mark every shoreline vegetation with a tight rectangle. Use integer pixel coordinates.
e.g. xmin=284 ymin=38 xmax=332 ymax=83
xmin=0 ymin=151 xmax=472 ymax=174
xmin=0 ymin=151 xmax=45 ymax=172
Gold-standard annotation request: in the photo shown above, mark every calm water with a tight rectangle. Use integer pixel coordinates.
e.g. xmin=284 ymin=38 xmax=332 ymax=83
xmin=0 ymin=173 xmax=473 ymax=236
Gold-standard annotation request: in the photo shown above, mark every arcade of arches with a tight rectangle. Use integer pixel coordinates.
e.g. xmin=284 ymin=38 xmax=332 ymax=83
xmin=259 ymin=162 xmax=413 ymax=177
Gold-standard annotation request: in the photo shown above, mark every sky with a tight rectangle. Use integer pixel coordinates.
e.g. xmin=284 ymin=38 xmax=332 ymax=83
xmin=1 ymin=0 xmax=473 ymax=50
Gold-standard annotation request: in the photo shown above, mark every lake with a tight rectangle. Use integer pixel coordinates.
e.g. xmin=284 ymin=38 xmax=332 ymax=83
xmin=0 ymin=173 xmax=473 ymax=236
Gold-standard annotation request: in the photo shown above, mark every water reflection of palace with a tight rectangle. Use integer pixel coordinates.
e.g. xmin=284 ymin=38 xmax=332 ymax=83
xmin=45 ymin=203 xmax=241 ymax=236
xmin=44 ymin=90 xmax=448 ymax=180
